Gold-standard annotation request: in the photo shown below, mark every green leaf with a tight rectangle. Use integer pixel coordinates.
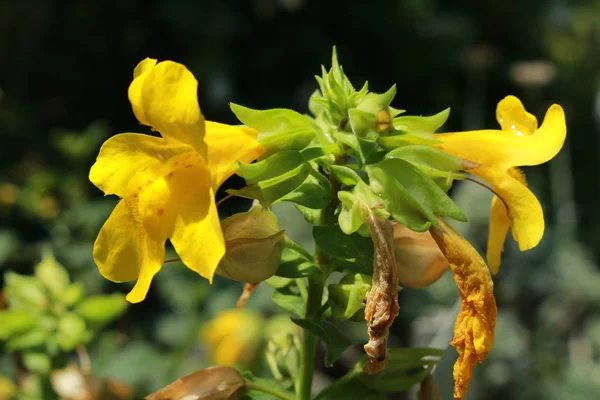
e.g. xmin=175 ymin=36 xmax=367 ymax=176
xmin=57 ymin=282 xmax=85 ymax=307
xmin=241 ymin=371 xmax=295 ymax=400
xmin=330 ymin=165 xmax=361 ymax=186
xmin=230 ymin=104 xmax=315 ymax=155
xmin=338 ymin=181 xmax=389 ymax=235
xmin=265 ymin=275 xmax=294 ymax=289
xmin=34 ymin=247 xmax=70 ymax=296
xmin=279 ymin=175 xmax=330 ymax=209
xmin=5 ymin=328 xmax=50 ymax=351
xmin=57 ymin=312 xmax=89 ymax=351
xmin=290 ymin=318 xmax=353 ymax=367
xmin=276 ymin=248 xmax=320 ymax=278
xmin=356 ymin=85 xmax=397 ymax=114
xmin=328 ymin=274 xmax=372 ymax=321
xmin=0 ymin=310 xmax=38 ymax=339
xmin=238 ymin=151 xmax=305 ymax=184
xmin=258 ymin=164 xmax=311 ymax=206
xmin=357 ymin=347 xmax=444 ymax=392
xmin=75 ymin=294 xmax=127 ymax=326
xmin=393 ymin=108 xmax=450 ymax=133
xmin=22 ymin=351 xmax=51 ymax=375
xmin=5 ymin=272 xmax=48 ymax=309
xmin=377 ymin=131 xmax=441 ymax=149
xmin=313 ymin=226 xmax=373 ymax=272
xmin=293 ymin=203 xmax=323 ymax=226
xmin=272 ymin=288 xmax=305 ymax=317
xmin=366 ymin=158 xmax=467 ymax=232
xmin=316 ymin=379 xmax=387 ymax=400
xmin=386 ymin=145 xmax=468 ymax=190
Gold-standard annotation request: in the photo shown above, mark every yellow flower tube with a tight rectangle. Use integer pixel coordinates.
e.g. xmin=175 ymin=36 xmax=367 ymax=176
xmin=434 ymin=96 xmax=566 ymax=273
xmin=90 ymin=58 xmax=263 ymax=303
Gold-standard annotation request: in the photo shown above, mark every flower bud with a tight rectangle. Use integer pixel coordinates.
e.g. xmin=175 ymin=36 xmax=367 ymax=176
xmin=328 ymin=273 xmax=372 ymax=321
xmin=392 ymin=222 xmax=449 ymax=288
xmin=216 ymin=207 xmax=285 ymax=283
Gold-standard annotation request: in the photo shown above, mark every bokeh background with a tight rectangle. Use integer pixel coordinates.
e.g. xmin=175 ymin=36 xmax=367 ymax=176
xmin=1 ymin=0 xmax=600 ymax=399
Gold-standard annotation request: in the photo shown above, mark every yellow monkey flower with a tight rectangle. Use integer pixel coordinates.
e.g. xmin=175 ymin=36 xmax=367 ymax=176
xmin=90 ymin=58 xmax=263 ymax=303
xmin=434 ymin=96 xmax=566 ymax=273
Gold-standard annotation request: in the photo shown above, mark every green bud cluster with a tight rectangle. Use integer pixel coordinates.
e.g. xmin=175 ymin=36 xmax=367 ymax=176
xmin=0 ymin=248 xmax=127 ymax=375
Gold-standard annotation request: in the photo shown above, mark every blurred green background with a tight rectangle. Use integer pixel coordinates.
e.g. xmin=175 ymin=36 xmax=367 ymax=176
xmin=1 ymin=0 xmax=600 ymax=399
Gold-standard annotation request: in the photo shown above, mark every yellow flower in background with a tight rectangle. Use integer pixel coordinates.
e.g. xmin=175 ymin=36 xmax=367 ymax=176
xmin=90 ymin=58 xmax=264 ymax=303
xmin=429 ymin=217 xmax=497 ymax=400
xmin=202 ymin=309 xmax=263 ymax=367
xmin=434 ymin=96 xmax=566 ymax=273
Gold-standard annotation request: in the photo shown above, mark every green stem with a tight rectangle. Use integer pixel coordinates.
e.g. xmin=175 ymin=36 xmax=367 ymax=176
xmin=297 ymin=273 xmax=327 ymax=400
xmin=246 ymin=381 xmax=296 ymax=400
xmin=284 ymin=235 xmax=314 ymax=261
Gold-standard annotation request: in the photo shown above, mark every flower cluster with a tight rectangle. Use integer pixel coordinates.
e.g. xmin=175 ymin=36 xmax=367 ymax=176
xmin=90 ymin=51 xmax=566 ymax=400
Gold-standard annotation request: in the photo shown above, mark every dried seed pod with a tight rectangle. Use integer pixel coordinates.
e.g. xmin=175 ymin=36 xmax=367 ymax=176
xmin=363 ymin=213 xmax=399 ymax=374
xmin=145 ymin=366 xmax=245 ymax=400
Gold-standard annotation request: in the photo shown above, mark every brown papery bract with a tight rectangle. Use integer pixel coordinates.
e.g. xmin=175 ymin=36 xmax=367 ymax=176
xmin=363 ymin=213 xmax=400 ymax=374
xmin=429 ymin=217 xmax=497 ymax=400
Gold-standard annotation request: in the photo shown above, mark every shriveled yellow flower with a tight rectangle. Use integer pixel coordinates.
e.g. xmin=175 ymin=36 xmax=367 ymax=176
xmin=434 ymin=96 xmax=566 ymax=273
xmin=429 ymin=217 xmax=497 ymax=400
xmin=202 ymin=309 xmax=263 ymax=367
xmin=90 ymin=58 xmax=263 ymax=303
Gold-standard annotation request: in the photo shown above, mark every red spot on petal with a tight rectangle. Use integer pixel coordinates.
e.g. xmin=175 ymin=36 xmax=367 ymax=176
xmin=157 ymin=208 xmax=165 ymax=216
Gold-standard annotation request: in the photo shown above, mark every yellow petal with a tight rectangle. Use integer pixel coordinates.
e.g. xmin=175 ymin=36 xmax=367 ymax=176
xmin=89 ymin=133 xmax=190 ymax=197
xmin=128 ymin=60 xmax=207 ymax=157
xmin=495 ymin=95 xmax=538 ymax=135
xmin=163 ymin=167 xmax=225 ymax=282
xmin=474 ymin=166 xmax=544 ymax=252
xmin=128 ymin=58 xmax=157 ymax=126
xmin=486 ymin=195 xmax=511 ymax=274
xmin=435 ymin=103 xmax=566 ymax=169
xmin=93 ymin=200 xmax=165 ymax=303
xmin=205 ymin=122 xmax=264 ymax=189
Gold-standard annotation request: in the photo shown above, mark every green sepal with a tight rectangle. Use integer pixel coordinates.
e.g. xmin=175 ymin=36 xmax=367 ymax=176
xmin=338 ymin=181 xmax=389 ymax=235
xmin=328 ymin=274 xmax=372 ymax=321
xmin=75 ymin=294 xmax=127 ymax=327
xmin=348 ymin=108 xmax=377 ymax=139
xmin=367 ymin=158 xmax=467 ymax=231
xmin=356 ymin=85 xmax=397 ymax=114
xmin=290 ymin=318 xmax=353 ymax=367
xmin=313 ymin=225 xmax=373 ymax=272
xmin=230 ymin=104 xmax=315 ymax=156
xmin=276 ymin=247 xmax=320 ymax=278
xmin=393 ymin=107 xmax=450 ymax=134
xmin=386 ymin=144 xmax=468 ymax=190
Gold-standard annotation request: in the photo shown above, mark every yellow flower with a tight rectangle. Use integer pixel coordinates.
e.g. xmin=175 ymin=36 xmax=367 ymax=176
xmin=202 ymin=309 xmax=263 ymax=367
xmin=434 ymin=96 xmax=566 ymax=273
xmin=429 ymin=217 xmax=497 ymax=400
xmin=90 ymin=58 xmax=263 ymax=303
